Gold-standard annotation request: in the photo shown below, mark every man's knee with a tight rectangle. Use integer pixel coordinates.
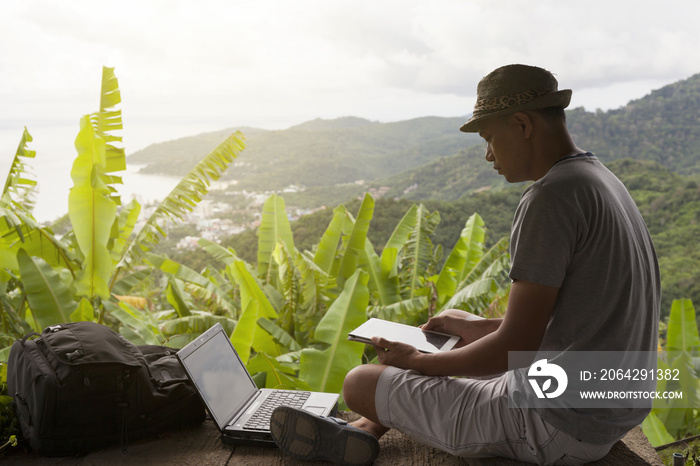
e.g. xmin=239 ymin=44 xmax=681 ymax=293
xmin=343 ymin=364 xmax=385 ymax=414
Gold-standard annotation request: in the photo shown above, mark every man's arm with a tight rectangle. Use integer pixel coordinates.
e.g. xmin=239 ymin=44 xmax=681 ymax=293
xmin=372 ymin=279 xmax=559 ymax=377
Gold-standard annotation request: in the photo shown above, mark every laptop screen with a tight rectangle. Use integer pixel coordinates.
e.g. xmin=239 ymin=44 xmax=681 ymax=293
xmin=179 ymin=326 xmax=258 ymax=429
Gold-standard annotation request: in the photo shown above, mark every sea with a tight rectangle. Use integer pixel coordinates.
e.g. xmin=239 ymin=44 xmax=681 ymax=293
xmin=0 ymin=115 xmax=304 ymax=223
xmin=0 ymin=121 xmax=181 ymax=223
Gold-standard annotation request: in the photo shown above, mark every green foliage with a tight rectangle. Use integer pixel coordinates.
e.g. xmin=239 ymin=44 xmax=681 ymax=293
xmin=16 ymin=249 xmax=77 ymax=330
xmin=568 ymin=73 xmax=700 ymax=175
xmin=2 ymin=127 xmax=37 ymax=216
xmin=186 ymin=192 xmax=509 ymax=402
xmin=300 ymin=270 xmax=368 ymax=395
xmin=6 ymin=64 xmax=700 ymax=451
xmin=224 ymin=159 xmax=699 ymax=320
xmin=0 ymin=67 xmax=244 ymax=352
xmin=0 ymin=362 xmax=19 ymax=455
xmin=128 ymin=116 xmax=482 ymax=192
xmin=258 ymin=194 xmax=295 ymax=278
xmin=643 ymin=299 xmax=700 ymax=446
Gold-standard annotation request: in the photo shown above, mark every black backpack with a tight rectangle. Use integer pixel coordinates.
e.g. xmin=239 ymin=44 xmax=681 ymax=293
xmin=6 ymin=321 xmax=206 ymax=456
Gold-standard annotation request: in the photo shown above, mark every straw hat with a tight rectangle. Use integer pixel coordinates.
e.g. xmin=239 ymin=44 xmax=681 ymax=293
xmin=460 ymin=64 xmax=572 ymax=133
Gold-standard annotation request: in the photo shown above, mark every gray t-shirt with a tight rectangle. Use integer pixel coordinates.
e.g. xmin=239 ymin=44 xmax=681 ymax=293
xmin=507 ymin=153 xmax=660 ymax=443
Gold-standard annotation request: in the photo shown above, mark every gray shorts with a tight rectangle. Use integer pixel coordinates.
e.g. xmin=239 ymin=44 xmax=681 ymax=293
xmin=375 ymin=367 xmax=615 ymax=465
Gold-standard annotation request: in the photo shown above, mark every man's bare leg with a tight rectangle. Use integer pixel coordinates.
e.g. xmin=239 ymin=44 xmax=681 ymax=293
xmin=343 ymin=363 xmax=391 ymax=439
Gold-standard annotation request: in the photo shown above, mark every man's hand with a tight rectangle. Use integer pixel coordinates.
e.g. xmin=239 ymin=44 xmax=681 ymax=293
xmin=422 ymin=312 xmax=501 ymax=347
xmin=371 ymin=281 xmax=558 ymax=378
xmin=370 ymin=337 xmax=427 ymax=371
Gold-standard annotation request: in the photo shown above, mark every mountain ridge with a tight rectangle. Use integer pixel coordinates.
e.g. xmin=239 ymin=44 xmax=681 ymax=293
xmin=127 ymin=72 xmax=700 ymax=202
xmin=127 ymin=115 xmax=479 ymax=191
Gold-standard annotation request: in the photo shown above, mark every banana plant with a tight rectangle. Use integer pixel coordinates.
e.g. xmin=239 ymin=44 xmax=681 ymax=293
xmin=0 ymin=129 xmax=75 ymax=274
xmin=643 ymin=299 xmax=700 ymax=445
xmin=196 ymin=192 xmax=512 ymax=402
xmin=2 ymin=127 xmax=37 ymax=216
xmin=0 ymin=66 xmax=245 ymax=352
xmin=299 ymin=269 xmax=369 ymax=395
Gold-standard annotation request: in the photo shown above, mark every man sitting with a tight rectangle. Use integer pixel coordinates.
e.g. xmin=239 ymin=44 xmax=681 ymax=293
xmin=270 ymin=64 xmax=660 ymax=466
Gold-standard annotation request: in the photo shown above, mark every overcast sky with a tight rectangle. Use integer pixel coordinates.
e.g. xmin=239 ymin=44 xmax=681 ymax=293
xmin=2 ymin=0 xmax=700 ymax=156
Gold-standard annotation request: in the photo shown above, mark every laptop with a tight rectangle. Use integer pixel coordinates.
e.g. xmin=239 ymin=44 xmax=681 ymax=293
xmin=177 ymin=323 xmax=340 ymax=447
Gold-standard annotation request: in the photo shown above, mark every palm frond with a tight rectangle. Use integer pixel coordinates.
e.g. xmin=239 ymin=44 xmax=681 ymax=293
xmin=367 ymin=296 xmax=429 ymax=326
xmin=400 ymin=204 xmax=440 ymax=298
xmin=94 ymin=66 xmax=126 ymax=181
xmin=114 ymin=131 xmax=245 ymax=277
xmin=2 ymin=127 xmax=37 ymax=214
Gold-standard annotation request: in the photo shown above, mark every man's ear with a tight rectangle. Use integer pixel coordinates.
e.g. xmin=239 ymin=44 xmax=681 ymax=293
xmin=510 ymin=112 xmax=534 ymax=139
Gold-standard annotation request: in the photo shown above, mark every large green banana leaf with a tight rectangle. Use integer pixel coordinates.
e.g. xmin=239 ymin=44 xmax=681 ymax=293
xmin=367 ymin=296 xmax=428 ymax=324
xmin=2 ymin=127 xmax=37 ymax=214
xmin=247 ymin=352 xmax=310 ymax=390
xmin=272 ymin=241 xmax=299 ymax=337
xmin=441 ymin=277 xmax=498 ymax=311
xmin=435 ymin=213 xmax=485 ymax=308
xmin=166 ymin=278 xmax=192 ymax=317
xmin=641 ymin=412 xmax=675 ymax=447
xmin=299 ymin=269 xmax=368 ymax=395
xmin=337 ymin=193 xmax=374 ymax=287
xmin=293 ymin=250 xmax=334 ymax=345
xmin=313 ymin=205 xmax=348 ymax=274
xmin=367 ymin=204 xmax=420 ymax=306
xmin=158 ymin=312 xmax=236 ymax=347
xmin=5 ymin=219 xmax=76 ymax=271
xmin=230 ymin=300 xmax=259 ymax=364
xmin=457 ymin=237 xmax=509 ymax=288
xmin=198 ymin=237 xmax=238 ymax=266
xmin=69 ymin=116 xmax=117 ymax=300
xmin=114 ymin=131 xmax=245 ymax=279
xmin=359 ymin=238 xmax=386 ymax=303
xmin=110 ymin=269 xmax=151 ymax=296
xmin=69 ymin=297 xmax=95 ymax=323
xmin=257 ymin=317 xmax=303 ymax=353
xmin=228 ymin=260 xmax=281 ymax=357
xmin=440 ymin=238 xmax=509 ymax=314
xmin=110 ymin=301 xmax=164 ymax=345
xmin=96 ymin=67 xmax=127 ymax=178
xmin=258 ymin=194 xmax=295 ymax=277
xmin=667 ymin=299 xmax=700 ymax=352
xmin=16 ymin=249 xmax=77 ymax=328
xmin=109 ymin=199 xmax=141 ymax=265
xmin=69 ymin=67 xmax=128 ymax=299
xmin=146 ymin=253 xmax=237 ymax=315
xmin=383 ymin=203 xmax=418 ymax=254
xmin=402 ymin=205 xmax=440 ymax=299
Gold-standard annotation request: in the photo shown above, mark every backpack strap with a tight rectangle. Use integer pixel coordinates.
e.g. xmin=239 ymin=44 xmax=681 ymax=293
xmin=20 ymin=332 xmax=41 ymax=345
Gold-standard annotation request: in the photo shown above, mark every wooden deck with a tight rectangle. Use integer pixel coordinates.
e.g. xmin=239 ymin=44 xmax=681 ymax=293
xmin=3 ymin=413 xmax=663 ymax=465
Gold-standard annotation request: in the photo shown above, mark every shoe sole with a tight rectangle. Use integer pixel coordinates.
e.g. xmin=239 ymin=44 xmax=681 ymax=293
xmin=270 ymin=406 xmax=379 ymax=465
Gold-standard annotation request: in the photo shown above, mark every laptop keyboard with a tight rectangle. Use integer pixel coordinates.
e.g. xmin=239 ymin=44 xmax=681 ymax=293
xmin=243 ymin=390 xmax=311 ymax=431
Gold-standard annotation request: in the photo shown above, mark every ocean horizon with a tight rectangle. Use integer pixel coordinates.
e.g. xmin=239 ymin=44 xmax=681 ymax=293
xmin=0 ymin=114 xmax=311 ymax=223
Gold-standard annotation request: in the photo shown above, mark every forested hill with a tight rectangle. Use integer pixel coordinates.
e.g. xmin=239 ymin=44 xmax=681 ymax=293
xmin=367 ymin=73 xmax=700 ymax=201
xmin=127 ymin=116 xmax=481 ymax=191
xmin=128 ymin=72 xmax=700 ymax=202
xmin=568 ymin=72 xmax=700 ymax=174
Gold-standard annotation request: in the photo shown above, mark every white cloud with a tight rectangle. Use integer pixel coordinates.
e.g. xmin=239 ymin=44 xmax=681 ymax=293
xmin=1 ymin=0 xmax=700 ymax=132
xmin=2 ymin=0 xmax=700 ymax=222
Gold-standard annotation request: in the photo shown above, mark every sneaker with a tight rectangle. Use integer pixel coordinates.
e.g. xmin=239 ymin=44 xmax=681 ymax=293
xmin=270 ymin=406 xmax=380 ymax=465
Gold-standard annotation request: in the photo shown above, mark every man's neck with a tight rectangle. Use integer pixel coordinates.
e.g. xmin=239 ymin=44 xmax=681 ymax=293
xmin=532 ymin=132 xmax=583 ymax=181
